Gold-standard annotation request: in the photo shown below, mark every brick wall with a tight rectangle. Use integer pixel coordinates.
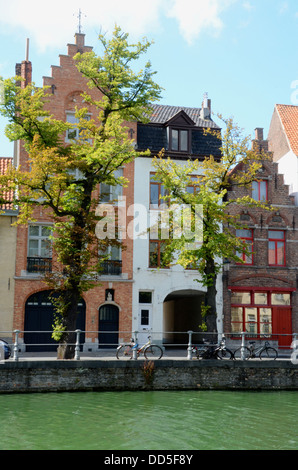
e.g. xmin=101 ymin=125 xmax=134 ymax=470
xmin=0 ymin=360 xmax=297 ymax=392
xmin=223 ymin=130 xmax=298 ymax=345
xmin=13 ymin=33 xmax=135 ymax=346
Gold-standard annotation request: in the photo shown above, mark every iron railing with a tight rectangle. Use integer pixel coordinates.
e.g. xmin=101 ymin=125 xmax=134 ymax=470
xmin=0 ymin=330 xmax=296 ymax=362
xmin=99 ymin=260 xmax=122 ymax=275
xmin=27 ymin=257 xmax=52 ymax=273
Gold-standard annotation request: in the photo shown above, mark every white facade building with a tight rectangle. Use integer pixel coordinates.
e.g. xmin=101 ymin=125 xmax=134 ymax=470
xmin=268 ymin=104 xmax=298 ymax=205
xmin=131 ymin=103 xmax=224 ymax=345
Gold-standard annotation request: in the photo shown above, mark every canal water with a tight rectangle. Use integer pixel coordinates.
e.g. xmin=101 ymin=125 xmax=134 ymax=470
xmin=0 ymin=390 xmax=297 ymax=450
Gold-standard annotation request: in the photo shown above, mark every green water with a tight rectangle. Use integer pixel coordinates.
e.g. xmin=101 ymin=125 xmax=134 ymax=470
xmin=0 ymin=391 xmax=297 ymax=450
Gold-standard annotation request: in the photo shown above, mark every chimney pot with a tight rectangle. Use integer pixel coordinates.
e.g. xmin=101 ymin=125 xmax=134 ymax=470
xmin=255 ymin=128 xmax=264 ymax=141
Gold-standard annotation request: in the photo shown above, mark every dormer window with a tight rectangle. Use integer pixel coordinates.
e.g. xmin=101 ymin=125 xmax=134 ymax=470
xmin=165 ymin=110 xmax=194 ymax=154
xmin=171 ymin=129 xmax=189 ymax=152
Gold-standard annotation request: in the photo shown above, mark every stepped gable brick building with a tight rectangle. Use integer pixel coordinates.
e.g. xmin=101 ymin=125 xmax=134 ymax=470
xmin=223 ymin=128 xmax=298 ymax=350
xmin=13 ymin=33 xmax=135 ymax=352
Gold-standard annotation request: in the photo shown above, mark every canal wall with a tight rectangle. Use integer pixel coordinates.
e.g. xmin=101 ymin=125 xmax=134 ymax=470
xmin=0 ymin=359 xmax=297 ymax=393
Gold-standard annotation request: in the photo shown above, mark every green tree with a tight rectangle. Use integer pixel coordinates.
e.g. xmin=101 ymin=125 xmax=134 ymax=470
xmin=0 ymin=26 xmax=162 ymax=358
xmin=153 ymin=115 xmax=270 ymax=333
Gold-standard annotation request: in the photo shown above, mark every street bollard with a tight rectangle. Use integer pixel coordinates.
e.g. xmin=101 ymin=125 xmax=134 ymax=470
xmin=187 ymin=331 xmax=193 ymax=360
xmin=74 ymin=329 xmax=81 ymax=360
xmin=13 ymin=330 xmax=20 ymax=362
xmin=240 ymin=332 xmax=246 ymax=360
xmin=132 ymin=331 xmax=138 ymax=360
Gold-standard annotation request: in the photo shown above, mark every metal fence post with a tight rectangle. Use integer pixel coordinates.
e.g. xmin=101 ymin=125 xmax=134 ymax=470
xmin=240 ymin=331 xmax=246 ymax=360
xmin=132 ymin=330 xmax=138 ymax=360
xmin=187 ymin=330 xmax=193 ymax=360
xmin=74 ymin=329 xmax=81 ymax=360
xmin=13 ymin=330 xmax=20 ymax=362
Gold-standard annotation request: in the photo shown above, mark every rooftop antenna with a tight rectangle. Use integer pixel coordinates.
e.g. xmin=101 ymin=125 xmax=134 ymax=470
xmin=74 ymin=8 xmax=86 ymax=34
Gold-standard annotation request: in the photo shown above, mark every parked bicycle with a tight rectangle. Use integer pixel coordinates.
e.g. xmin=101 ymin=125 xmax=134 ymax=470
xmin=192 ymin=336 xmax=234 ymax=360
xmin=116 ymin=335 xmax=163 ymax=360
xmin=0 ymin=339 xmax=11 ymax=360
xmin=234 ymin=340 xmax=278 ymax=360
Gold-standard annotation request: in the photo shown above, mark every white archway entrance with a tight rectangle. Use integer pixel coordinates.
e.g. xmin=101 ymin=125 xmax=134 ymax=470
xmin=163 ymin=289 xmax=205 ymax=345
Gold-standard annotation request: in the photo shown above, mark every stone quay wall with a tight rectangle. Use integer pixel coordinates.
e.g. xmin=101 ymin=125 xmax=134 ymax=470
xmin=0 ymin=360 xmax=297 ymax=393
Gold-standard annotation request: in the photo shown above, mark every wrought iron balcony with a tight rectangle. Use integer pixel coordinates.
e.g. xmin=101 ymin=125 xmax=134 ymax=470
xmin=27 ymin=257 xmax=52 ymax=273
xmin=99 ymin=260 xmax=122 ymax=275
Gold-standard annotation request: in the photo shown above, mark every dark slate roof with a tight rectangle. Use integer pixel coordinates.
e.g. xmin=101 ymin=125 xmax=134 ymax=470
xmin=148 ymin=104 xmax=220 ymax=128
xmin=138 ymin=104 xmax=222 ymax=158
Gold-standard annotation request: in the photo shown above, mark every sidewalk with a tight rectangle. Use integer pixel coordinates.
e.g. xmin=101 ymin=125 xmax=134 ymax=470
xmin=6 ymin=348 xmax=292 ymax=361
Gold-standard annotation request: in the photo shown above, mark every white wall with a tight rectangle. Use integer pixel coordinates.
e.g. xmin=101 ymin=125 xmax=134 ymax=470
xmin=131 ymin=157 xmax=223 ymax=344
xmin=277 ymin=150 xmax=298 ymax=205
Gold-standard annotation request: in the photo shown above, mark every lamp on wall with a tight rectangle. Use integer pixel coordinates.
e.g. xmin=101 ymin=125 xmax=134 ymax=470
xmin=223 ymin=258 xmax=231 ymax=272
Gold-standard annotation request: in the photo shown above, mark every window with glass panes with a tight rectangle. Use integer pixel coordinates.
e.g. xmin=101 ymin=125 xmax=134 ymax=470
xmin=268 ymin=230 xmax=285 ymax=266
xmin=170 ymin=129 xmax=189 ymax=152
xmin=230 ymin=290 xmax=291 ymax=338
xmin=150 ymin=173 xmax=169 ymax=209
xmin=236 ymin=229 xmax=253 ymax=264
xmin=65 ymin=112 xmax=91 ymax=142
xmin=149 ymin=239 xmax=168 ymax=268
xmin=98 ymin=243 xmax=122 ymax=275
xmin=100 ymin=168 xmax=123 ymax=202
xmin=28 ymin=225 xmax=52 ymax=258
xmin=186 ymin=176 xmax=199 ymax=194
xmin=252 ymin=180 xmax=267 ymax=201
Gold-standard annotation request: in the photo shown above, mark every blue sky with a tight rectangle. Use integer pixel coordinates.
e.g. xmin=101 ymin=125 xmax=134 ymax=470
xmin=0 ymin=0 xmax=297 ymax=158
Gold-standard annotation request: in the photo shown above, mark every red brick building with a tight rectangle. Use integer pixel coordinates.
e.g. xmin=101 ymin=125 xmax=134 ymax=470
xmin=13 ymin=33 xmax=135 ymax=352
xmin=223 ymin=128 xmax=298 ymax=350
xmin=11 ymin=33 xmax=297 ymax=353
xmin=11 ymin=33 xmax=224 ymax=351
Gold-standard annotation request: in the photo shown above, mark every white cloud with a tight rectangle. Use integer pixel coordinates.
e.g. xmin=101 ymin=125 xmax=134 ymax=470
xmin=0 ymin=0 xmax=235 ymax=50
xmin=166 ymin=0 xmax=237 ymax=45
xmin=0 ymin=0 xmax=165 ymax=51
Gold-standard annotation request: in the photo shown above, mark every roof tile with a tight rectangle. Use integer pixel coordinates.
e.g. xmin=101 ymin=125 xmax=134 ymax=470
xmin=0 ymin=157 xmax=14 ymax=211
xmin=276 ymin=104 xmax=298 ymax=155
xmin=148 ymin=104 xmax=219 ymax=129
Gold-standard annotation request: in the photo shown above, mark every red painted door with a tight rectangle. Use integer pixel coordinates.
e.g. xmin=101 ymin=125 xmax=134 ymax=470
xmin=272 ymin=307 xmax=292 ymax=348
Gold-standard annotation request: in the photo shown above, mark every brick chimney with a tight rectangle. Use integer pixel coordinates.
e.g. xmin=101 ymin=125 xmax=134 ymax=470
xmin=200 ymin=93 xmax=211 ymax=120
xmin=15 ymin=38 xmax=32 ymax=88
xmin=75 ymin=33 xmax=85 ymax=48
xmin=252 ymin=127 xmax=269 ymax=153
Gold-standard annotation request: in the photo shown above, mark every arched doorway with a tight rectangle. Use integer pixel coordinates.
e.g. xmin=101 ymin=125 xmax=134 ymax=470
xmin=98 ymin=304 xmax=119 ymax=348
xmin=163 ymin=289 xmax=205 ymax=345
xmin=24 ymin=291 xmax=86 ymax=352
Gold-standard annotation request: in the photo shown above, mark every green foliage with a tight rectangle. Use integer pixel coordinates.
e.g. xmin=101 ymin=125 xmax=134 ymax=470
xmin=0 ymin=27 xmax=162 ymax=356
xmin=153 ymin=115 xmax=272 ymax=331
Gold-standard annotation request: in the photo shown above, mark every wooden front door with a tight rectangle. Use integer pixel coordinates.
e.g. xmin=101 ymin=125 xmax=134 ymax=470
xmin=272 ymin=307 xmax=292 ymax=348
xmin=98 ymin=304 xmax=119 ymax=348
xmin=24 ymin=291 xmax=86 ymax=351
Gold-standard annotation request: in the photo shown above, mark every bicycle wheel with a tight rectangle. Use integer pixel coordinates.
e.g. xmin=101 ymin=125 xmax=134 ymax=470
xmin=116 ymin=344 xmax=133 ymax=360
xmin=216 ymin=348 xmax=234 ymax=360
xmin=233 ymin=347 xmax=251 ymax=360
xmin=259 ymin=347 xmax=278 ymax=360
xmin=144 ymin=345 xmax=163 ymax=360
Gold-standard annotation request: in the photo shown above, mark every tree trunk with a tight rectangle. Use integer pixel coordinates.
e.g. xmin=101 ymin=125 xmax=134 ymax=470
xmin=57 ymin=290 xmax=81 ymax=359
xmin=204 ymin=257 xmax=218 ymax=342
